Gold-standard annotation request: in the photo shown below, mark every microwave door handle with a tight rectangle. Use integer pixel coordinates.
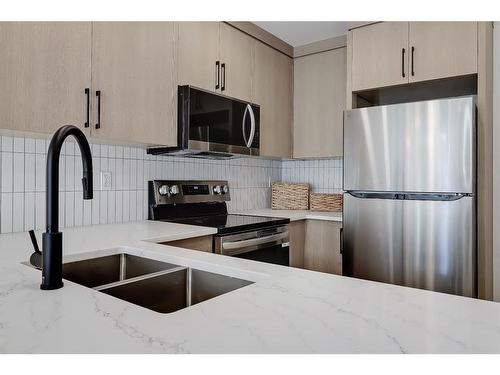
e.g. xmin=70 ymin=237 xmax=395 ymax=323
xmin=242 ymin=104 xmax=250 ymax=147
xmin=247 ymin=104 xmax=256 ymax=148
xmin=222 ymin=232 xmax=289 ymax=255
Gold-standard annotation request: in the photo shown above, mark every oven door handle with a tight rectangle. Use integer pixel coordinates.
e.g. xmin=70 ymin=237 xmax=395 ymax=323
xmin=222 ymin=232 xmax=288 ymax=255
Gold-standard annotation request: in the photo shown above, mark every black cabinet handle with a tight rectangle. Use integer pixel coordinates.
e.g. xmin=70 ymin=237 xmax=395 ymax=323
xmin=84 ymin=88 xmax=90 ymax=128
xmin=215 ymin=61 xmax=220 ymax=90
xmin=411 ymin=46 xmax=415 ymax=76
xmin=95 ymin=90 xmax=101 ymax=129
xmin=221 ymin=63 xmax=226 ymax=91
xmin=401 ymin=48 xmax=406 ymax=78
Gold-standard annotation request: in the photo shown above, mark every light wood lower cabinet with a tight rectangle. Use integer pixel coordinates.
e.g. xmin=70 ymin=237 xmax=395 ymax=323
xmin=289 ymin=221 xmax=306 ymax=268
xmin=288 ymin=219 xmax=342 ymax=275
xmin=91 ymin=22 xmax=177 ymax=146
xmin=0 ymin=22 xmax=91 ymax=135
xmin=161 ymin=235 xmax=213 ymax=253
xmin=293 ymin=47 xmax=346 ymax=158
xmin=304 ymin=220 xmax=342 ymax=275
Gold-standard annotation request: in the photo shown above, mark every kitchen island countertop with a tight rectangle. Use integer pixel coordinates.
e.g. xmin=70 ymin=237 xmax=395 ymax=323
xmin=1 ymin=219 xmax=499 ymax=353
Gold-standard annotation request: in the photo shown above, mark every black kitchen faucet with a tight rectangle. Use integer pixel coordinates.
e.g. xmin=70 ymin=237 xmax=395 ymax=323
xmin=39 ymin=125 xmax=93 ymax=290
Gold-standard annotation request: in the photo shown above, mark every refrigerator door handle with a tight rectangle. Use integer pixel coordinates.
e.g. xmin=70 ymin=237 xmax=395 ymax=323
xmin=348 ymin=191 xmax=471 ymax=201
xmin=402 ymin=193 xmax=471 ymax=201
xmin=339 ymin=227 xmax=343 ymax=255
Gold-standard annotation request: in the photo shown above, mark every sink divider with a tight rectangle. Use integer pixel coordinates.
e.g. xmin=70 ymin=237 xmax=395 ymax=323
xmin=94 ymin=265 xmax=188 ymax=291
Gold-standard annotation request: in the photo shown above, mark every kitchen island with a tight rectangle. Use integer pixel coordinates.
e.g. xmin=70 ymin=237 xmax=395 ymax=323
xmin=1 ymin=219 xmax=500 ymax=353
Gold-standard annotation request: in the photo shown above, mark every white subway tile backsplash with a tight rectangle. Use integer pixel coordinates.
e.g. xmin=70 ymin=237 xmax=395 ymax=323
xmin=35 ymin=192 xmax=45 ymax=231
xmin=65 ymin=191 xmax=75 ymax=228
xmin=25 ymin=138 xmax=36 ymax=154
xmin=122 ymin=191 xmax=130 ymax=222
xmin=24 ymin=192 xmax=35 ymax=231
xmin=0 ymin=134 xmax=343 ymax=234
xmin=35 ymin=154 xmax=46 ymax=192
xmin=2 ymin=136 xmax=13 ymax=152
xmin=1 ymin=152 xmax=13 ymax=193
xmin=13 ymin=192 xmax=24 ymax=232
xmin=25 ymin=153 xmax=36 ymax=192
xmin=74 ymin=198 xmax=83 ymax=227
xmin=83 ymin=199 xmax=92 ymax=226
xmin=281 ymin=157 xmax=343 ymax=194
xmin=1 ymin=192 xmax=13 ymax=233
xmin=100 ymin=191 xmax=108 ymax=224
xmin=35 ymin=139 xmax=46 ymax=154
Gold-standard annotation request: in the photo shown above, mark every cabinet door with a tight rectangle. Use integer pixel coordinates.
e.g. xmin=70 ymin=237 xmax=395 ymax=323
xmin=293 ymin=47 xmax=346 ymax=158
xmin=351 ymin=22 xmax=409 ymax=91
xmin=289 ymin=220 xmax=305 ymax=268
xmin=409 ymin=22 xmax=477 ymax=83
xmin=254 ymin=42 xmax=292 ymax=158
xmin=0 ymin=22 xmax=91 ymax=135
xmin=177 ymin=22 xmax=220 ymax=92
xmin=304 ymin=220 xmax=342 ymax=275
xmin=91 ymin=22 xmax=177 ymax=146
xmin=219 ymin=23 xmax=255 ymax=102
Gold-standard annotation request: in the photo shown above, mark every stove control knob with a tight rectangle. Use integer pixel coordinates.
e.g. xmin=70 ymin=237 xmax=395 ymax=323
xmin=222 ymin=185 xmax=229 ymax=194
xmin=169 ymin=185 xmax=180 ymax=196
xmin=158 ymin=184 xmax=169 ymax=196
xmin=213 ymin=185 xmax=222 ymax=195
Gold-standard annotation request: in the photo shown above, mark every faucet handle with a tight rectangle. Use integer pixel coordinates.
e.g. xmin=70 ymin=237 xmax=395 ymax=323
xmin=29 ymin=230 xmax=41 ymax=254
xmin=28 ymin=229 xmax=42 ymax=270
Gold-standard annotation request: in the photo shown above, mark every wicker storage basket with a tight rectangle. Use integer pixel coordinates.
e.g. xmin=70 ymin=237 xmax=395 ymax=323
xmin=309 ymin=193 xmax=343 ymax=212
xmin=272 ymin=182 xmax=310 ymax=210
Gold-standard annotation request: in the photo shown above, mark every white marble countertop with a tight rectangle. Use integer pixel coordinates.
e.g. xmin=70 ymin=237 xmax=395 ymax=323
xmin=234 ymin=209 xmax=342 ymax=222
xmin=1 ymin=219 xmax=500 ymax=353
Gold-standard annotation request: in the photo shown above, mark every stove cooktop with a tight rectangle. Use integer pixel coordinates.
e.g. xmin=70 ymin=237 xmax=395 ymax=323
xmin=159 ymin=214 xmax=290 ymax=235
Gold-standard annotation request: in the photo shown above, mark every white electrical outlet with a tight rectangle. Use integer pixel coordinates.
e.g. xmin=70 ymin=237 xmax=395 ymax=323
xmin=101 ymin=171 xmax=112 ymax=190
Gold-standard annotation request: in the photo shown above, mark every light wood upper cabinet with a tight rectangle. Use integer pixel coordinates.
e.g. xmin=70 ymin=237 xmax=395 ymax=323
xmin=219 ymin=23 xmax=255 ymax=102
xmin=254 ymin=42 xmax=293 ymax=158
xmin=177 ymin=22 xmax=220 ymax=92
xmin=294 ymin=47 xmax=346 ymax=158
xmin=351 ymin=22 xmax=409 ymax=91
xmin=350 ymin=22 xmax=478 ymax=92
xmin=409 ymin=22 xmax=477 ymax=83
xmin=91 ymin=22 xmax=177 ymax=146
xmin=0 ymin=22 xmax=91 ymax=135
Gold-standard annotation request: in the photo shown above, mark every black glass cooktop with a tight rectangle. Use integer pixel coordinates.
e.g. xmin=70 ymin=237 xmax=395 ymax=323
xmin=160 ymin=214 xmax=289 ymax=235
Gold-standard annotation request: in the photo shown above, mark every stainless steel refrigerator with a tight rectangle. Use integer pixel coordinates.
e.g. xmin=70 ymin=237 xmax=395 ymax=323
xmin=342 ymin=96 xmax=476 ymax=297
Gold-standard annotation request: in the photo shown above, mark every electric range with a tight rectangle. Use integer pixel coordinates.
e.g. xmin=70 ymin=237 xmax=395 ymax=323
xmin=148 ymin=180 xmax=290 ymax=266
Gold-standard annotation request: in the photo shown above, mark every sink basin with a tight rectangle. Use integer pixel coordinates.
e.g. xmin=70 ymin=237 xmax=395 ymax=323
xmin=99 ymin=268 xmax=254 ymax=313
xmin=62 ymin=253 xmax=178 ymax=288
xmin=27 ymin=252 xmax=254 ymax=313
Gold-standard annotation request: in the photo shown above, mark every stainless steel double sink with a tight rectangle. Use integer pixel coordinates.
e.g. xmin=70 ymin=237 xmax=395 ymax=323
xmin=59 ymin=254 xmax=253 ymax=313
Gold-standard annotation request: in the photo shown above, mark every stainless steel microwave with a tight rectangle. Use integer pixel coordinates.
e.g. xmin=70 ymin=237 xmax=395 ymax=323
xmin=147 ymin=86 xmax=260 ymax=158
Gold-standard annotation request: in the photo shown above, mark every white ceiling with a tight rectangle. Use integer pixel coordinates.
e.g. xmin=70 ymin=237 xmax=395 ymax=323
xmin=253 ymin=22 xmax=350 ymax=47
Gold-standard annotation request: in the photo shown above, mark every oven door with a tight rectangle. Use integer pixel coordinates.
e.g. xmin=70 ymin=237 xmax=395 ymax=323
xmin=215 ymin=226 xmax=289 ymax=266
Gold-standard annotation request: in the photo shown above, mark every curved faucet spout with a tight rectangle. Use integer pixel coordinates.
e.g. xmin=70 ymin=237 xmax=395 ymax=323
xmin=46 ymin=125 xmax=93 ymax=233
xmin=41 ymin=125 xmax=93 ymax=290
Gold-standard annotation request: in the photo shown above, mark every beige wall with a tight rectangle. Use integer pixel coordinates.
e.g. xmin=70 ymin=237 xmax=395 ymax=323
xmin=493 ymin=22 xmax=500 ymax=301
